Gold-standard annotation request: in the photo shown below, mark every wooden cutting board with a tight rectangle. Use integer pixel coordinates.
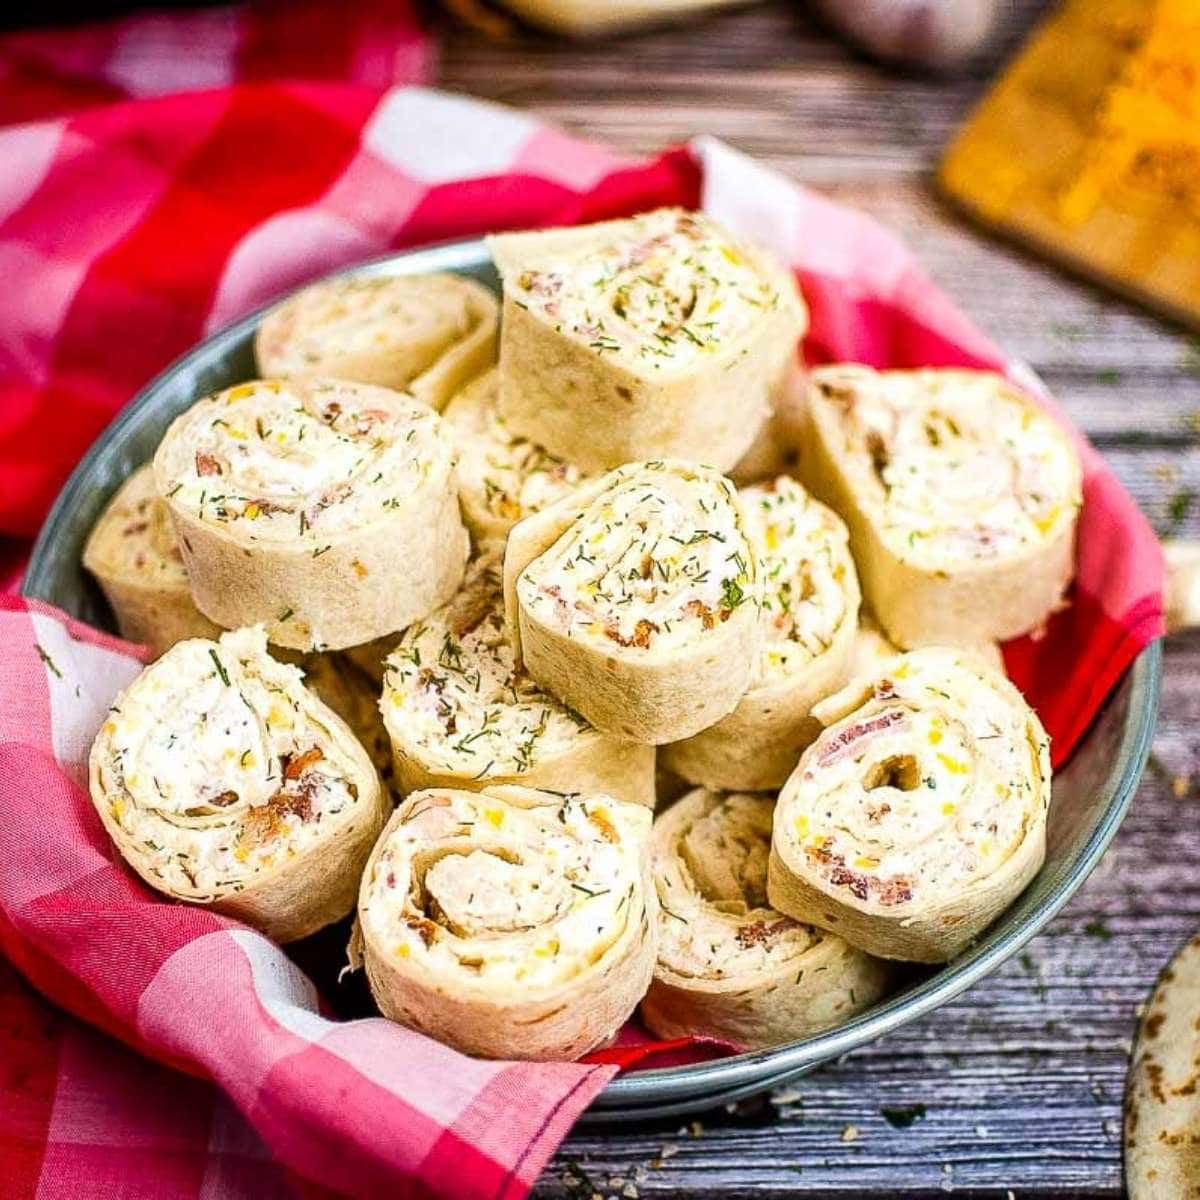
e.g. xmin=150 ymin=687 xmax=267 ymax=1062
xmin=939 ymin=0 xmax=1200 ymax=332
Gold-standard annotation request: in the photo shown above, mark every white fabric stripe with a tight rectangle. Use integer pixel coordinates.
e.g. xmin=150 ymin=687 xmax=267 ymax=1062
xmin=204 ymin=209 xmax=379 ymax=334
xmin=691 ymin=134 xmax=805 ymax=262
xmin=363 ymin=86 xmax=538 ymax=184
xmin=228 ymin=928 xmax=333 ymax=1043
xmin=0 ymin=121 xmax=65 ymax=225
xmin=30 ymin=609 xmax=141 ymax=789
xmin=104 ymin=10 xmax=242 ymax=98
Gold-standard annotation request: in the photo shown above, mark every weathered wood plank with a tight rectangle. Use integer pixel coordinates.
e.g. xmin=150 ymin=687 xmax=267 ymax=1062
xmin=439 ymin=1 xmax=1055 ymax=177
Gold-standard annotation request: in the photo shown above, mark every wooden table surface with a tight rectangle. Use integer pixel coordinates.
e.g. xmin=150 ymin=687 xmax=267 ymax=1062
xmin=441 ymin=2 xmax=1200 ymax=1195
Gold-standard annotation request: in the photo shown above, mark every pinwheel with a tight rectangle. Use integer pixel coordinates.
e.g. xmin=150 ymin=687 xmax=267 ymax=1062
xmin=255 ymin=273 xmax=497 ymax=410
xmin=801 ymin=365 xmax=1081 ymax=647
xmin=154 ymin=378 xmax=468 ymax=651
xmin=88 ymin=627 xmax=388 ymax=942
xmin=356 ymin=784 xmax=656 ymax=1059
xmin=503 ymin=460 xmax=761 ymax=743
xmin=487 ymin=208 xmax=806 ymax=473
xmin=82 ymin=464 xmax=220 ymax=657
xmin=642 ymin=788 xmax=890 ymax=1049
xmin=381 ymin=545 xmax=654 ymax=805
xmin=769 ymin=646 xmax=1051 ymax=962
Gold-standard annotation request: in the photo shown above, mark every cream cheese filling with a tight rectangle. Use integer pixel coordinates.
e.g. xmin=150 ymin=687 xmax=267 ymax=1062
xmin=383 ymin=551 xmax=594 ymax=778
xmin=360 ymin=789 xmax=644 ymax=992
xmin=786 ymin=652 xmax=1046 ymax=910
xmin=657 ymin=792 xmax=820 ymax=982
xmin=830 ymin=371 xmax=1080 ymax=568
xmin=743 ymin=477 xmax=855 ymax=687
xmin=94 ymin=629 xmax=361 ymax=896
xmin=518 ymin=463 xmax=755 ymax=655
xmin=510 ymin=209 xmax=783 ymax=374
xmin=161 ymin=379 xmax=450 ymax=542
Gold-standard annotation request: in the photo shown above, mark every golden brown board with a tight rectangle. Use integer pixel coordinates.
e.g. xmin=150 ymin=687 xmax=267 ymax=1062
xmin=938 ymin=0 xmax=1200 ymax=333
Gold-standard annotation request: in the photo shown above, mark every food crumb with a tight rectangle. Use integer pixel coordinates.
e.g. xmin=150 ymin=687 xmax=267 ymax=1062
xmin=622 ymin=1186 xmax=638 ymax=1199
xmin=1173 ymin=775 xmax=1189 ymax=798
xmin=689 ymin=1121 xmax=704 ymax=1138
xmin=975 ymin=1124 xmax=989 ymax=1138
xmin=841 ymin=1124 xmax=860 ymax=1143
xmin=771 ymin=1087 xmax=803 ymax=1105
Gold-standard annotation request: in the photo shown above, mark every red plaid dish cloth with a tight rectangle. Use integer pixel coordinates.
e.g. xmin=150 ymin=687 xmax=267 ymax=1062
xmin=0 ymin=12 xmax=1164 ymax=1200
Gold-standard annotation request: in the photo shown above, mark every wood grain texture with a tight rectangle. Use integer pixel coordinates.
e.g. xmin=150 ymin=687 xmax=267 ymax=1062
xmin=439 ymin=3 xmax=1200 ymax=1193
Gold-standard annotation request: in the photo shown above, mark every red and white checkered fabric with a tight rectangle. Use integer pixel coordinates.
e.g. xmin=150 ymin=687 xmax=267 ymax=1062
xmin=0 ymin=6 xmax=1165 ymax=1198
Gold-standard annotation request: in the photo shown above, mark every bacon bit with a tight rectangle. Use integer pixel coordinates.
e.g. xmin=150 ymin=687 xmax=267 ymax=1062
xmin=239 ymin=803 xmax=286 ymax=850
xmin=874 ymin=678 xmax=897 ymax=701
xmin=195 ymin=452 xmax=222 ymax=477
xmin=632 ymin=618 xmax=657 ymax=648
xmin=879 ymin=877 xmax=913 ymax=906
xmin=322 ymin=401 xmax=342 ymax=424
xmin=588 ymin=809 xmax=620 ymax=844
xmin=639 ymin=553 xmax=653 ymax=579
xmin=449 ymin=579 xmax=495 ymax=638
xmin=280 ymin=785 xmax=315 ymax=824
xmin=829 ymin=865 xmax=870 ymax=901
xmin=605 ymin=618 xmax=659 ymax=649
xmin=404 ymin=915 xmax=440 ymax=947
xmin=817 ymin=711 xmax=905 ymax=768
xmin=735 ymin=918 xmax=793 ymax=949
xmin=211 ymin=790 xmax=239 ymax=808
xmin=806 ymin=843 xmax=833 ymax=867
xmin=283 ymin=746 xmax=324 ymax=780
xmin=386 ymin=870 xmax=397 ymax=889
xmin=684 ymin=599 xmax=718 ymax=630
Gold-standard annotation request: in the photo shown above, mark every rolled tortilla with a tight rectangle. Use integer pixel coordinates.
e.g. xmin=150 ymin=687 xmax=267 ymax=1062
xmin=729 ymin=356 xmax=809 ymax=485
xmin=768 ymin=646 xmax=1050 ymax=963
xmin=88 ymin=626 xmax=388 ymax=943
xmin=154 ymin=378 xmax=468 ymax=652
xmin=344 ymin=633 xmax=397 ymax=687
xmin=504 ymin=460 xmax=762 ymax=744
xmin=443 ymin=367 xmax=589 ymax=541
xmin=82 ymin=464 xmax=221 ymax=657
xmin=254 ymin=273 xmax=497 ymax=411
xmin=661 ymin=477 xmax=861 ymax=791
xmin=800 ymin=365 xmax=1082 ymax=648
xmin=1125 ymin=932 xmax=1200 ymax=1199
xmin=641 ymin=788 xmax=891 ymax=1049
xmin=381 ymin=544 xmax=654 ymax=805
xmin=851 ymin=611 xmax=1006 ymax=680
xmin=487 ymin=208 xmax=807 ymax=473
xmin=300 ymin=652 xmax=393 ymax=783
xmin=357 ymin=784 xmax=656 ymax=1060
